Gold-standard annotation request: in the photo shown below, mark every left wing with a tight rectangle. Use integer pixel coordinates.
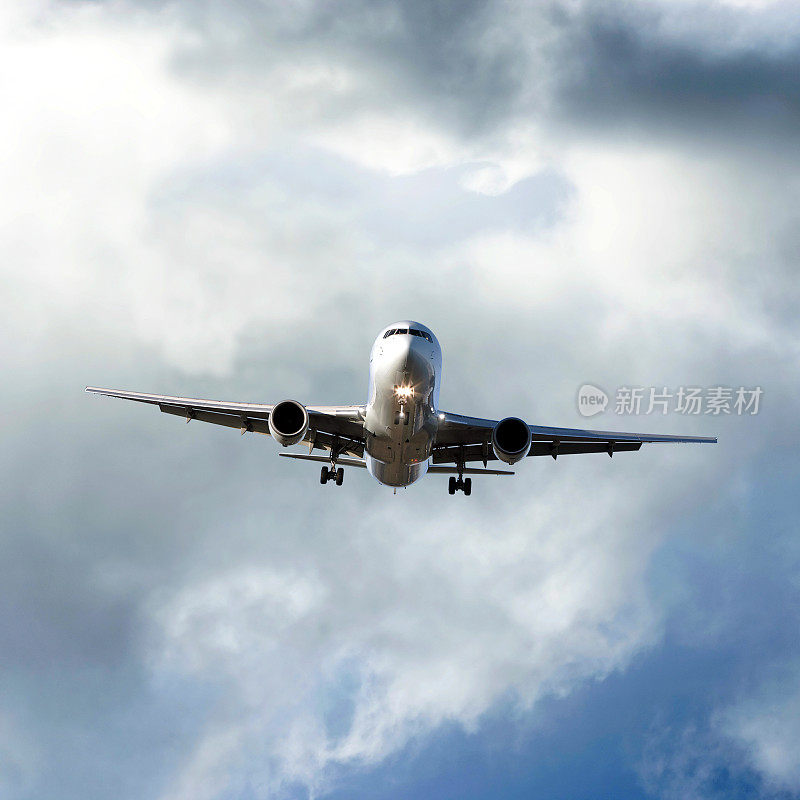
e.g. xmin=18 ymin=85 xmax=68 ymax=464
xmin=85 ymin=387 xmax=366 ymax=457
xmin=433 ymin=411 xmax=716 ymax=466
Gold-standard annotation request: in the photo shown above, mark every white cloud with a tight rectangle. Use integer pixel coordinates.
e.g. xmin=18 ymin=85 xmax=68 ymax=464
xmin=721 ymin=666 xmax=800 ymax=792
xmin=637 ymin=670 xmax=800 ymax=800
xmin=0 ymin=2 xmax=235 ymax=356
xmin=466 ymin=145 xmax=799 ymax=355
xmin=143 ymin=463 xmax=687 ymax=796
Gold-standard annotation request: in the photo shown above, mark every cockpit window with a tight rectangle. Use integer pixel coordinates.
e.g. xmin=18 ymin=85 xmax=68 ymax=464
xmin=384 ymin=327 xmax=432 ymax=342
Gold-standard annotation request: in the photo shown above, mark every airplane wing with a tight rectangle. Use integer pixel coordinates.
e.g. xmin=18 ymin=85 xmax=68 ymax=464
xmin=85 ymin=387 xmax=366 ymax=457
xmin=432 ymin=411 xmax=716 ymax=466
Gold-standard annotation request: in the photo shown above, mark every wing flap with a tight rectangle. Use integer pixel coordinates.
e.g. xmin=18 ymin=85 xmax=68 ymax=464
xmin=529 ymin=441 xmax=642 ymax=456
xmin=159 ymin=404 xmax=271 ymax=434
xmin=432 ymin=440 xmax=642 ymax=464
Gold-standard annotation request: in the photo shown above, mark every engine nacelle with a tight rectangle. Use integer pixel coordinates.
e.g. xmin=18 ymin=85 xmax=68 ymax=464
xmin=492 ymin=416 xmax=532 ymax=464
xmin=269 ymin=400 xmax=309 ymax=447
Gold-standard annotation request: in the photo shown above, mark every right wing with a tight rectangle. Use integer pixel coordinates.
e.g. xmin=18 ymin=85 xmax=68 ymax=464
xmin=85 ymin=387 xmax=366 ymax=457
xmin=434 ymin=411 xmax=716 ymax=465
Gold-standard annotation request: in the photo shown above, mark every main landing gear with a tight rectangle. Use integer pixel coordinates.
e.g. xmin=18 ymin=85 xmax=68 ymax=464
xmin=320 ymin=435 xmax=348 ymax=487
xmin=448 ymin=476 xmax=472 ymax=496
xmin=320 ymin=465 xmax=344 ymax=486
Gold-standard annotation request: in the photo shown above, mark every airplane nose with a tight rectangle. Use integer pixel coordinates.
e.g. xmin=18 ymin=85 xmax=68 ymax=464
xmin=381 ymin=336 xmax=429 ymax=379
xmin=384 ymin=336 xmax=430 ymax=384
xmin=383 ymin=334 xmax=411 ymax=363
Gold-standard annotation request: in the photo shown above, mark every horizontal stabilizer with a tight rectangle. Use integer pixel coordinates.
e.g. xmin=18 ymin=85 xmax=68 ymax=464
xmin=278 ymin=453 xmax=367 ymax=469
xmin=278 ymin=454 xmax=513 ymax=475
xmin=427 ymin=466 xmax=514 ymax=476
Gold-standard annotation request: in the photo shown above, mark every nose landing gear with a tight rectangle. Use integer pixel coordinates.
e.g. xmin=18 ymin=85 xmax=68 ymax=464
xmin=448 ymin=476 xmax=472 ymax=496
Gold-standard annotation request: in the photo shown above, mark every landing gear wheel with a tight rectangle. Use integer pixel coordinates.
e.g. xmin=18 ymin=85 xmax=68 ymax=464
xmin=464 ymin=477 xmax=472 ymax=496
xmin=320 ymin=466 xmax=329 ymax=485
xmin=335 ymin=467 xmax=344 ymax=486
xmin=448 ymin=476 xmax=456 ymax=495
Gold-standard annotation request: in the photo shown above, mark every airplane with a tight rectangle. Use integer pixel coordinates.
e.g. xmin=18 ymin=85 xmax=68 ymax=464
xmin=86 ymin=320 xmax=717 ymax=495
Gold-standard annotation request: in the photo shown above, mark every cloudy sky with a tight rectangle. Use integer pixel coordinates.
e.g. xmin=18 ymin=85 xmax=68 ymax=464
xmin=1 ymin=0 xmax=799 ymax=798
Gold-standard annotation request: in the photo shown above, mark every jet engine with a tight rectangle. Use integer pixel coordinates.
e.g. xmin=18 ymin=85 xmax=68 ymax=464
xmin=268 ymin=400 xmax=309 ymax=447
xmin=492 ymin=416 xmax=532 ymax=464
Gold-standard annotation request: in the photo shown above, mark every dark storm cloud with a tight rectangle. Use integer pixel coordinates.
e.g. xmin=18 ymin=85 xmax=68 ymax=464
xmin=159 ymin=0 xmax=800 ymax=149
xmin=0 ymin=345 xmax=215 ymax=799
xmin=552 ymin=3 xmax=800 ymax=146
xmin=164 ymin=0 xmax=528 ymax=138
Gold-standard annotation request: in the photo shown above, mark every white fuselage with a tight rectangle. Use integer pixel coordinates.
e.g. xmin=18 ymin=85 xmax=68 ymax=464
xmin=363 ymin=321 xmax=442 ymax=487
